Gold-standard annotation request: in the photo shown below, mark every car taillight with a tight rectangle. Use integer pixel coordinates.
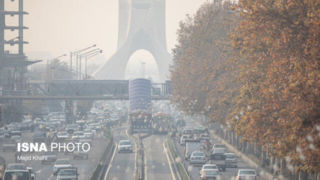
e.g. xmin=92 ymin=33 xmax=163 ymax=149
xmin=238 ymin=176 xmax=241 ymax=180
xmin=254 ymin=176 xmax=257 ymax=180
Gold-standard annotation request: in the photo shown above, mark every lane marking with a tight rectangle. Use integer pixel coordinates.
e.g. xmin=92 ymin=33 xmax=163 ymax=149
xmin=163 ymin=141 xmax=177 ymax=180
xmin=144 ymin=148 xmax=148 ymax=180
xmin=125 ymin=129 xmax=129 ymax=138
xmin=104 ymin=143 xmax=118 ymax=180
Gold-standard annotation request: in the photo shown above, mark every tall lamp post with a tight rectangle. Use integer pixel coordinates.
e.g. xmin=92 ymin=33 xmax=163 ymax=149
xmin=79 ymin=49 xmax=103 ymax=79
xmin=69 ymin=44 xmax=96 ymax=80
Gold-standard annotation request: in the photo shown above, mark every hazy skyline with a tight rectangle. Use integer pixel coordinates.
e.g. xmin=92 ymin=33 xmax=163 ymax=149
xmin=5 ymin=0 xmax=207 ymax=60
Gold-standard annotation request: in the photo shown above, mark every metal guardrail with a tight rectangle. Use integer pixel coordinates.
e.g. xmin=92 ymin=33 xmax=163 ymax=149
xmin=167 ymin=137 xmax=191 ymax=180
xmin=89 ymin=137 xmax=114 ymax=180
xmin=164 ymin=138 xmax=181 ymax=180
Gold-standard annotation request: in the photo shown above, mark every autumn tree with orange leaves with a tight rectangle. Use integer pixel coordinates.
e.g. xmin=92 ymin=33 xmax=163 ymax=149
xmin=171 ymin=0 xmax=320 ymax=174
xmin=233 ymin=0 xmax=320 ymax=172
xmin=171 ymin=2 xmax=240 ymax=124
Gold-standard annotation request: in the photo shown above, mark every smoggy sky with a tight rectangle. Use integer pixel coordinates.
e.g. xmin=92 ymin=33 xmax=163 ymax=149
xmin=5 ymin=0 xmax=208 ymax=63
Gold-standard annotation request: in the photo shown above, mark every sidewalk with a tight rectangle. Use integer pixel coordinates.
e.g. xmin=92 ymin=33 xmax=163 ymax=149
xmin=209 ymin=130 xmax=285 ymax=180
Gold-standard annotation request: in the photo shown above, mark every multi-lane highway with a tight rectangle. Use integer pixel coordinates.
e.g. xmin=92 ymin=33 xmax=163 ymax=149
xmin=174 ymin=135 xmax=252 ymax=180
xmin=105 ymin=125 xmax=136 ymax=180
xmin=104 ymin=124 xmax=174 ymax=180
xmin=0 ymin=131 xmax=109 ymax=180
xmin=144 ymin=135 xmax=173 ymax=180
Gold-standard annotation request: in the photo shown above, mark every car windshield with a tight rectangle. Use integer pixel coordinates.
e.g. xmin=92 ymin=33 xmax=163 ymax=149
xmin=58 ymin=169 xmax=77 ymax=176
xmin=225 ymin=154 xmax=236 ymax=158
xmin=214 ymin=144 xmax=225 ymax=148
xmin=240 ymin=170 xmax=256 ymax=175
xmin=214 ymin=148 xmax=225 ymax=153
xmin=205 ymin=170 xmax=219 ymax=176
xmin=4 ymin=171 xmax=30 ymax=180
xmin=7 ymin=164 xmax=25 ymax=170
xmin=120 ymin=141 xmax=131 ymax=145
xmin=204 ymin=165 xmax=217 ymax=169
xmin=193 ymin=152 xmax=204 ymax=156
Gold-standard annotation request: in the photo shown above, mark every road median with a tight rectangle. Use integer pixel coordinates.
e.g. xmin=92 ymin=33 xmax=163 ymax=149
xmin=166 ymin=137 xmax=191 ymax=180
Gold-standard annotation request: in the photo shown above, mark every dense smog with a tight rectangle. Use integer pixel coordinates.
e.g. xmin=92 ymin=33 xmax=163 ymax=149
xmin=0 ymin=0 xmax=319 ymax=180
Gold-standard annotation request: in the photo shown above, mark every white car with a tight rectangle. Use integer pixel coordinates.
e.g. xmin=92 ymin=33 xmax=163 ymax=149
xmin=56 ymin=167 xmax=78 ymax=180
xmin=189 ymin=151 xmax=206 ymax=165
xmin=200 ymin=169 xmax=220 ymax=180
xmin=200 ymin=164 xmax=218 ymax=171
xmin=236 ymin=169 xmax=258 ymax=180
xmin=200 ymin=164 xmax=219 ymax=177
xmin=212 ymin=144 xmax=226 ymax=151
xmin=225 ymin=153 xmax=237 ymax=168
xmin=118 ymin=140 xmax=133 ymax=153
xmin=53 ymin=159 xmax=72 ymax=175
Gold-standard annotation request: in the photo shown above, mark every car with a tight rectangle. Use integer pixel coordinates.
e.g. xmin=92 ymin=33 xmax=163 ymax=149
xmin=211 ymin=148 xmax=226 ymax=160
xmin=3 ymin=169 xmax=31 ymax=180
xmin=53 ymin=159 xmax=72 ymax=175
xmin=189 ymin=151 xmax=207 ymax=165
xmin=3 ymin=163 xmax=32 ymax=180
xmin=212 ymin=144 xmax=226 ymax=150
xmin=236 ymin=169 xmax=258 ymax=180
xmin=6 ymin=163 xmax=26 ymax=170
xmin=185 ymin=141 xmax=202 ymax=160
xmin=27 ymin=167 xmax=36 ymax=180
xmin=200 ymin=164 xmax=218 ymax=171
xmin=42 ymin=152 xmax=58 ymax=164
xmin=193 ymin=126 xmax=208 ymax=134
xmin=200 ymin=164 xmax=219 ymax=177
xmin=182 ymin=127 xmax=193 ymax=135
xmin=56 ymin=167 xmax=78 ymax=180
xmin=225 ymin=153 xmax=237 ymax=168
xmin=200 ymin=169 xmax=220 ymax=180
xmin=9 ymin=130 xmax=22 ymax=137
xmin=210 ymin=148 xmax=226 ymax=171
xmin=199 ymin=133 xmax=210 ymax=141
xmin=118 ymin=140 xmax=133 ymax=153
xmin=57 ymin=131 xmax=69 ymax=141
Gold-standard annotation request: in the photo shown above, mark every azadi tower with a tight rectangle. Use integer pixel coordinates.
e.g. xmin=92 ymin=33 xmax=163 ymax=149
xmin=94 ymin=0 xmax=172 ymax=82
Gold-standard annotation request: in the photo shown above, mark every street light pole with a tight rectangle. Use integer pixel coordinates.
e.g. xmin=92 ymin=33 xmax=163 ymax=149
xmin=79 ymin=49 xmax=103 ymax=79
xmin=70 ymin=44 xmax=96 ymax=80
xmin=84 ymin=51 xmax=102 ymax=79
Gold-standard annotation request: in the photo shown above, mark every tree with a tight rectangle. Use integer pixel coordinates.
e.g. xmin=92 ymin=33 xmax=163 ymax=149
xmin=233 ymin=0 xmax=320 ymax=171
xmin=171 ymin=2 xmax=240 ymax=124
